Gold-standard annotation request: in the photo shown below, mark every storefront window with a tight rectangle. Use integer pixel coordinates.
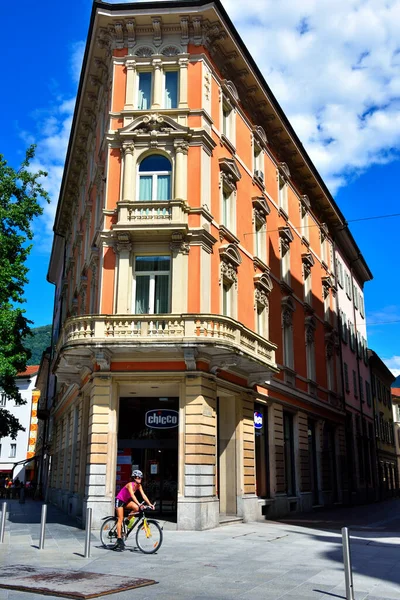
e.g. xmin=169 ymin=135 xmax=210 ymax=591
xmin=283 ymin=412 xmax=295 ymax=496
xmin=118 ymin=397 xmax=179 ymax=516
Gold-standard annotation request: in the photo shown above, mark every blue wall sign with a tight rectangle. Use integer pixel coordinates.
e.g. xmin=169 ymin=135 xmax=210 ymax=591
xmin=145 ymin=409 xmax=179 ymax=429
xmin=254 ymin=411 xmax=263 ymax=430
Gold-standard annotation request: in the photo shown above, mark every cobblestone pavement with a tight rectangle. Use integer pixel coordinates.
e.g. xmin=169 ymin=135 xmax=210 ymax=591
xmin=0 ymin=500 xmax=399 ymax=600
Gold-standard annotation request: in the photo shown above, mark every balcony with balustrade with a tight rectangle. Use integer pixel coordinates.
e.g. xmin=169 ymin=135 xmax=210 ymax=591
xmin=54 ymin=313 xmax=278 ymax=387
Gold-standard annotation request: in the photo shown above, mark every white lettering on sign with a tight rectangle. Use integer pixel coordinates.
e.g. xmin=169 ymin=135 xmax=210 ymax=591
xmin=145 ymin=409 xmax=179 ymax=429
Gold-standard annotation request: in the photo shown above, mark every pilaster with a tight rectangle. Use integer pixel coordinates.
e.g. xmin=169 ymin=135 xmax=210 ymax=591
xmin=83 ymin=375 xmax=118 ymax=527
xmin=178 ymin=375 xmax=219 ymax=530
xmin=122 ymin=143 xmax=135 ymax=202
xmin=124 ymin=60 xmax=136 ymax=109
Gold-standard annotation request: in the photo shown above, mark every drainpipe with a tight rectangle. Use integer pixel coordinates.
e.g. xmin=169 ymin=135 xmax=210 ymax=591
xmin=333 ymin=241 xmax=354 ymax=505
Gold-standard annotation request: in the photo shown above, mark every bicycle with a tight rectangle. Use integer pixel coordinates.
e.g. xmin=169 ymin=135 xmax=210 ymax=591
xmin=100 ymin=503 xmax=163 ymax=554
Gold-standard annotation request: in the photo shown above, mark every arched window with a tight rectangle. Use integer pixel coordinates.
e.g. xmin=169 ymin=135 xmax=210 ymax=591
xmin=138 ymin=155 xmax=171 ymax=201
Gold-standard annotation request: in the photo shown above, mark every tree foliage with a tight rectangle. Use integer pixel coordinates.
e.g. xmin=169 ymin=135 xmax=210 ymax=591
xmin=0 ymin=146 xmax=49 ymax=439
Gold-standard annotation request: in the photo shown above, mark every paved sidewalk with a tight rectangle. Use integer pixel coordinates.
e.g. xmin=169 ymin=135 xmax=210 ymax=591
xmin=0 ymin=500 xmax=399 ymax=599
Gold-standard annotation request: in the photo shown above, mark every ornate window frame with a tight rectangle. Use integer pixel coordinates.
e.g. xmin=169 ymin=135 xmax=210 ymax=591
xmin=219 ymin=244 xmax=241 ymax=319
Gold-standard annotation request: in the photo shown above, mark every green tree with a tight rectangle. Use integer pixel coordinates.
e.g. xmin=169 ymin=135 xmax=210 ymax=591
xmin=0 ymin=146 xmax=49 ymax=438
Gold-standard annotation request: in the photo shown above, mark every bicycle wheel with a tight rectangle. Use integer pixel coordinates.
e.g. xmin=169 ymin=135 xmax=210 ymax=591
xmin=135 ymin=519 xmax=163 ymax=554
xmin=100 ymin=517 xmax=120 ymax=549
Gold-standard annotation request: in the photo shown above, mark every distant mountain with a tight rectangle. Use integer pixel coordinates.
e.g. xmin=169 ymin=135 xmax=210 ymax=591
xmin=25 ymin=324 xmax=52 ymax=366
xmin=392 ymin=375 xmax=400 ymax=388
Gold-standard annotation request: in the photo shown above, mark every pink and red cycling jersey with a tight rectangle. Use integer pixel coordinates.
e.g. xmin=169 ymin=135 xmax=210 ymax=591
xmin=116 ymin=481 xmax=140 ymax=505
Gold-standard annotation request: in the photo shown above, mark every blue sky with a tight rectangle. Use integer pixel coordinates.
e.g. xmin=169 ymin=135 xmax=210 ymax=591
xmin=2 ymin=0 xmax=400 ymax=374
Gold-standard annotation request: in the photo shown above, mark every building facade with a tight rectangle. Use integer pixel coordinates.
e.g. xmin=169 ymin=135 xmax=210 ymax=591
xmin=46 ymin=0 xmax=372 ymax=529
xmin=369 ymin=351 xmax=397 ymax=498
xmin=391 ymin=386 xmax=400 ymax=487
xmin=0 ymin=367 xmax=39 ymax=482
xmin=335 ymin=248 xmax=375 ymax=503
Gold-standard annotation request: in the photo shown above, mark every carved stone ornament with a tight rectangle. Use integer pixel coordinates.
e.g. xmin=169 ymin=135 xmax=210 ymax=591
xmin=302 ymin=252 xmax=315 ymax=269
xmin=254 ymin=272 xmax=273 ymax=294
xmin=162 ymin=46 xmax=180 ymax=56
xmin=180 ymin=16 xmax=189 ymax=45
xmin=170 ymin=231 xmax=190 ymax=254
xmin=320 ymin=222 xmax=329 ymax=241
xmin=279 ymin=226 xmax=294 ymax=254
xmin=120 ymin=113 xmax=189 ymax=138
xmin=219 ymin=157 xmax=241 ymax=192
xmin=152 ymin=17 xmax=162 ymax=47
xmin=282 ymin=308 xmax=293 ymax=328
xmin=93 ymin=349 xmax=112 ymax=371
xmin=305 ymin=316 xmax=317 ymax=344
xmin=183 ymin=347 xmax=197 ymax=370
xmin=222 ymin=79 xmax=239 ymax=102
xmin=255 ymin=288 xmax=269 ymax=308
xmin=220 ymin=260 xmax=237 ymax=284
xmin=325 ymin=340 xmax=334 ymax=359
xmin=322 ymin=276 xmax=333 ymax=299
xmin=252 ymin=196 xmax=270 ymax=222
xmin=126 ymin=20 xmax=136 ymax=46
xmin=219 ymin=243 xmax=241 ymax=268
xmin=278 ymin=162 xmax=291 ymax=181
xmin=253 ymin=125 xmax=268 ymax=147
xmin=192 ymin=16 xmax=203 ymax=46
xmin=281 ymin=296 xmax=295 ymax=328
xmin=174 ymin=140 xmax=189 ymax=155
xmin=135 ymin=46 xmax=153 ymax=57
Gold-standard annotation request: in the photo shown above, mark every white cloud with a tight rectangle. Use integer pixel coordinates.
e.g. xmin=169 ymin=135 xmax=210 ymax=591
xmin=221 ymin=0 xmax=400 ymax=192
xmin=70 ymin=41 xmax=85 ymax=84
xmin=383 ymin=356 xmax=400 ymax=378
xmin=22 ymin=46 xmax=80 ymax=252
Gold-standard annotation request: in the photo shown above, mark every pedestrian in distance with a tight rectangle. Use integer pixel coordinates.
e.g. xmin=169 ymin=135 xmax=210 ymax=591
xmin=114 ymin=469 xmax=154 ymax=551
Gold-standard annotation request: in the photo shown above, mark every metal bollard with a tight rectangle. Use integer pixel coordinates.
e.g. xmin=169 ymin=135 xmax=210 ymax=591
xmin=0 ymin=502 xmax=7 ymax=543
xmin=342 ymin=527 xmax=355 ymax=600
xmin=84 ymin=507 xmax=93 ymax=558
xmin=39 ymin=504 xmax=47 ymax=550
xmin=19 ymin=487 xmax=25 ymax=504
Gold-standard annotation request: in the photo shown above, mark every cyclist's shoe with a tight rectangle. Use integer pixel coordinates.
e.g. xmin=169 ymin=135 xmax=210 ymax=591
xmin=114 ymin=538 xmax=125 ymax=551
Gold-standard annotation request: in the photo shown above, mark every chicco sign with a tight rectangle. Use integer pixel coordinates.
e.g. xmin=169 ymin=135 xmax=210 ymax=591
xmin=145 ymin=409 xmax=179 ymax=429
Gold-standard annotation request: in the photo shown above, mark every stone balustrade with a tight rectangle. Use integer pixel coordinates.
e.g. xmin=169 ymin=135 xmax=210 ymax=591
xmin=57 ymin=313 xmax=277 ymax=368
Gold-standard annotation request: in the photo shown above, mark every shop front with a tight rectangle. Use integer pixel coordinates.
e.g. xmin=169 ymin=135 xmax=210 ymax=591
xmin=117 ymin=396 xmax=179 ymax=519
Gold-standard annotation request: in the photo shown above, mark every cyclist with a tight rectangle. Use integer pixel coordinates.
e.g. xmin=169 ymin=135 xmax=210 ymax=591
xmin=114 ymin=469 xmax=154 ymax=551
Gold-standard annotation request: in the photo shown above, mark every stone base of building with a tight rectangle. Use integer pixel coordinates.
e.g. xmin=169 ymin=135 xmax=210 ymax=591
xmin=256 ymin=494 xmax=301 ymax=520
xmin=83 ymin=496 xmax=114 ymax=529
xmin=237 ymin=494 xmax=259 ymax=522
xmin=177 ymin=496 xmax=219 ymax=530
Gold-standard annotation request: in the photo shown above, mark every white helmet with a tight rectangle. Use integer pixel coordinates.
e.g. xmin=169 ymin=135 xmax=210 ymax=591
xmin=132 ymin=469 xmax=143 ymax=478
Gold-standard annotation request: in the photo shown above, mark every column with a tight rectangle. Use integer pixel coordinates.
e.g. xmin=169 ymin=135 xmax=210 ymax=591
xmin=122 ymin=143 xmax=134 ymax=202
xmin=152 ymin=59 xmax=162 ymax=109
xmin=179 ymin=375 xmax=219 ymax=530
xmin=124 ymin=60 xmax=136 ymax=109
xmin=178 ymin=58 xmax=189 ymax=108
xmin=83 ymin=375 xmax=118 ymax=527
xmin=174 ymin=141 xmax=188 ymax=201
xmin=116 ymin=237 xmax=132 ymax=313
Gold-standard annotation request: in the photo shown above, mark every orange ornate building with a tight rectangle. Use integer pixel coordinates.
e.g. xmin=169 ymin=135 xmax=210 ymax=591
xmin=46 ymin=0 xmax=371 ymax=528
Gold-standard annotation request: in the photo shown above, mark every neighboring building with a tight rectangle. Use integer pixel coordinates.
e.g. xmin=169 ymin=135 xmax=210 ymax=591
xmin=369 ymin=351 xmax=397 ymax=498
xmin=0 ymin=366 xmax=39 ymax=482
xmin=392 ymin=386 xmax=400 ymax=488
xmin=35 ymin=347 xmax=54 ymax=498
xmin=46 ymin=0 xmax=373 ymax=529
xmin=335 ymin=249 xmax=374 ymax=503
